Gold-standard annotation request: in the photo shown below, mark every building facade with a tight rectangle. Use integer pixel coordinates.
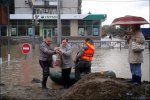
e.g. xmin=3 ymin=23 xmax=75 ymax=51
xmin=1 ymin=0 xmax=107 ymax=40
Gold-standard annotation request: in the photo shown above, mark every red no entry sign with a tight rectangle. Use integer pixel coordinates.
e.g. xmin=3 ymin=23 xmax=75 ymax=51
xmin=21 ymin=43 xmax=31 ymax=54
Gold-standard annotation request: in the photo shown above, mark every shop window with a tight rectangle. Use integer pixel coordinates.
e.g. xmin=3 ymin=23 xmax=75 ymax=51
xmin=93 ymin=21 xmax=100 ymax=36
xmin=11 ymin=27 xmax=17 ymax=36
xmin=78 ymin=27 xmax=85 ymax=36
xmin=18 ymin=21 xmax=26 ymax=25
xmin=62 ymin=26 xmax=70 ymax=36
xmin=43 ymin=20 xmax=57 ymax=27
xmin=1 ymin=26 xmax=7 ymax=36
xmin=93 ymin=27 xmax=99 ymax=36
xmin=78 ymin=20 xmax=86 ymax=36
xmin=35 ymin=26 xmax=39 ymax=36
xmin=62 ymin=20 xmax=70 ymax=25
xmin=62 ymin=20 xmax=70 ymax=36
xmin=93 ymin=21 xmax=99 ymax=25
xmin=78 ymin=20 xmax=85 ymax=26
xmin=78 ymin=20 xmax=93 ymax=36
xmin=28 ymin=28 xmax=33 ymax=36
xmin=86 ymin=20 xmax=92 ymax=26
xmin=10 ymin=20 xmax=17 ymax=25
xmin=78 ymin=20 xmax=100 ymax=36
xmin=18 ymin=26 xmax=26 ymax=36
xmin=26 ymin=21 xmax=32 ymax=26
xmin=10 ymin=21 xmax=18 ymax=36
xmin=86 ymin=26 xmax=92 ymax=36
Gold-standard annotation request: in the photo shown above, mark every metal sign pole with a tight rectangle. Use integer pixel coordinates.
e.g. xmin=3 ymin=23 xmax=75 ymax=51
xmin=7 ymin=5 xmax=10 ymax=62
xmin=25 ymin=54 xmax=27 ymax=60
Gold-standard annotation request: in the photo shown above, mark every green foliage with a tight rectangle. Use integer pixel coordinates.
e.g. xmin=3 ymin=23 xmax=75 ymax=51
xmin=102 ymin=25 xmax=128 ymax=38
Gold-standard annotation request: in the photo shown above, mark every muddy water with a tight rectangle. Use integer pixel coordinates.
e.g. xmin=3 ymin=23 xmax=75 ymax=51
xmin=1 ymin=44 xmax=150 ymax=90
xmin=92 ymin=48 xmax=150 ymax=81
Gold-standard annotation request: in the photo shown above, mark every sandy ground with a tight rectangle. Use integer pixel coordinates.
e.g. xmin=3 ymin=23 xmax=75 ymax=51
xmin=0 ymin=59 xmax=150 ymax=100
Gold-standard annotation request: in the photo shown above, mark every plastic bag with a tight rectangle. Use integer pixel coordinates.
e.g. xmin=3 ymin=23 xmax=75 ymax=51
xmin=52 ymin=54 xmax=61 ymax=67
xmin=131 ymin=42 xmax=145 ymax=52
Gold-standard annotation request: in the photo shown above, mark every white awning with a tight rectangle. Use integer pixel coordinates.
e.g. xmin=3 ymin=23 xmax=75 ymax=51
xmin=10 ymin=14 xmax=88 ymax=20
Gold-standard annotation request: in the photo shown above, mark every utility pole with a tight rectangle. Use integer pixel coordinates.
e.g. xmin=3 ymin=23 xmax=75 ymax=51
xmin=32 ymin=6 xmax=35 ymax=49
xmin=57 ymin=0 xmax=62 ymax=45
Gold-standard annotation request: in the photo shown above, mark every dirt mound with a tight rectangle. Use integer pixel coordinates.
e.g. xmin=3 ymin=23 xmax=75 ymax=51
xmin=59 ymin=73 xmax=150 ymax=100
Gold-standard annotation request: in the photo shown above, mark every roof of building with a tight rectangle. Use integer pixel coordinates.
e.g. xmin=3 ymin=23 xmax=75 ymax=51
xmin=84 ymin=14 xmax=107 ymax=21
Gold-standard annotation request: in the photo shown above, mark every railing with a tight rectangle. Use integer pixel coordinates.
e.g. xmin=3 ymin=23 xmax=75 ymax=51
xmin=2 ymin=36 xmax=150 ymax=50
xmin=69 ymin=40 xmax=150 ymax=50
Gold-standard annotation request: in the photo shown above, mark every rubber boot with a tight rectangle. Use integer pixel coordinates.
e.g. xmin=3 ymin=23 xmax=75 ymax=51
xmin=133 ymin=75 xmax=141 ymax=86
xmin=128 ymin=75 xmax=136 ymax=83
xmin=42 ymin=76 xmax=48 ymax=89
xmin=136 ymin=76 xmax=141 ymax=85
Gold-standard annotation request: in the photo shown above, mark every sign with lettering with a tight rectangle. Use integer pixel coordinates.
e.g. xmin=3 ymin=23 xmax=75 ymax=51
xmin=21 ymin=43 xmax=31 ymax=54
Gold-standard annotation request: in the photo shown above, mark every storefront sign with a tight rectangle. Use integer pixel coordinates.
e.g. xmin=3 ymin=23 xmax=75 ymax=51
xmin=21 ymin=43 xmax=31 ymax=54
xmin=10 ymin=14 xmax=89 ymax=20
xmin=40 ymin=15 xmax=58 ymax=19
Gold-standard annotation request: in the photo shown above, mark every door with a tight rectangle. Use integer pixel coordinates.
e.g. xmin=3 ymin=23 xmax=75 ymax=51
xmin=43 ymin=29 xmax=52 ymax=39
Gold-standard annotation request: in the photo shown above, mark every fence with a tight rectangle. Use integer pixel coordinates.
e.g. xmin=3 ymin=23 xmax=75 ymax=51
xmin=1 ymin=36 xmax=150 ymax=64
xmin=69 ymin=40 xmax=150 ymax=50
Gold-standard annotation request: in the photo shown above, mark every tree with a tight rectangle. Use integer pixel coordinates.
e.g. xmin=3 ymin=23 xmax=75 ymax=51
xmin=102 ymin=25 xmax=128 ymax=38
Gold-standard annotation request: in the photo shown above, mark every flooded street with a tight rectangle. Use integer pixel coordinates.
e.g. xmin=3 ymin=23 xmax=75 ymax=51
xmin=1 ymin=43 xmax=150 ymax=99
xmin=92 ymin=48 xmax=150 ymax=81
xmin=1 ymin=44 xmax=150 ymax=88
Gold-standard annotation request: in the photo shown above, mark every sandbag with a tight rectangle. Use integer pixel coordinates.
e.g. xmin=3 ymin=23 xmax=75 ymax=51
xmin=49 ymin=70 xmax=116 ymax=85
xmin=49 ymin=70 xmax=76 ymax=85
xmin=100 ymin=71 xmax=116 ymax=78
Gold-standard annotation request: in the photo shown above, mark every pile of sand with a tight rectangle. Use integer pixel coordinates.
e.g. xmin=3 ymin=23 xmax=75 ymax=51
xmin=59 ymin=73 xmax=150 ymax=100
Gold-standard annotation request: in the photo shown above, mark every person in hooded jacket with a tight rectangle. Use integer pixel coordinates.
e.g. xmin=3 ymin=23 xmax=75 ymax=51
xmin=127 ymin=24 xmax=145 ymax=85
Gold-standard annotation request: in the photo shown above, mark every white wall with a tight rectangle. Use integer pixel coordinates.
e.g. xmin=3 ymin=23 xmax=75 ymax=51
xmin=62 ymin=0 xmax=78 ymax=7
xmin=15 ymin=0 xmax=32 ymax=14
xmin=14 ymin=0 xmax=79 ymax=14
xmin=61 ymin=0 xmax=78 ymax=14
xmin=70 ymin=20 xmax=78 ymax=36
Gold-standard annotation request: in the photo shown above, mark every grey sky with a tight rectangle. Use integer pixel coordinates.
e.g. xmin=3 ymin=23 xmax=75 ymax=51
xmin=82 ymin=0 xmax=149 ymax=27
